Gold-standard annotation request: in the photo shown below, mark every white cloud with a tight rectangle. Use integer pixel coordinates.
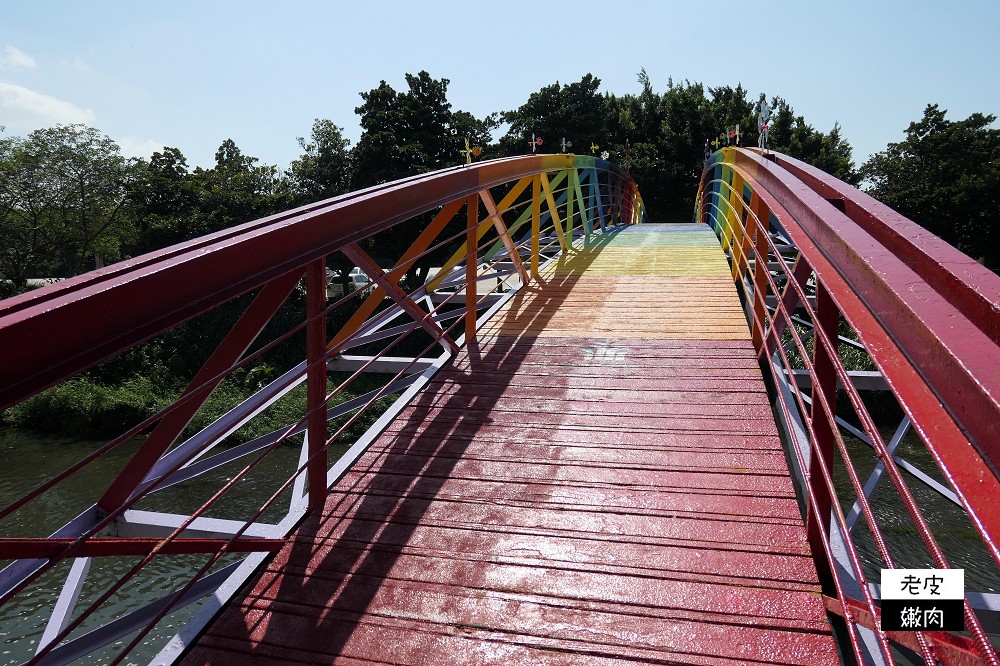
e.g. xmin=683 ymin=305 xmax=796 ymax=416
xmin=0 ymin=82 xmax=96 ymax=129
xmin=0 ymin=45 xmax=36 ymax=69
xmin=60 ymin=56 xmax=91 ymax=72
xmin=116 ymin=137 xmax=165 ymax=159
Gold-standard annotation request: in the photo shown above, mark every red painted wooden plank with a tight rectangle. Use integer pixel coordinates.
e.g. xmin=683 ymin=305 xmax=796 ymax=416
xmin=282 ymin=516 xmax=818 ymax=584
xmin=380 ymin=422 xmax=786 ymax=450
xmin=360 ymin=438 xmax=793 ymax=472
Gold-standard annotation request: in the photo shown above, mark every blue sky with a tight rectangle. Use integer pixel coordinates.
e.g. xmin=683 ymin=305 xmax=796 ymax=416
xmin=2 ymin=0 xmax=997 ymax=173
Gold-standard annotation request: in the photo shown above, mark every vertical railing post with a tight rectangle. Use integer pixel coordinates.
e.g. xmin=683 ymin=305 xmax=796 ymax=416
xmin=564 ymin=169 xmax=575 ymax=243
xmin=808 ymin=282 xmax=840 ymax=593
xmin=466 ymin=195 xmax=478 ymax=342
xmin=729 ymin=169 xmax=746 ymax=280
xmin=750 ymin=193 xmax=770 ymax=351
xmin=306 ymin=257 xmax=328 ymax=512
xmin=531 ymin=175 xmax=541 ymax=278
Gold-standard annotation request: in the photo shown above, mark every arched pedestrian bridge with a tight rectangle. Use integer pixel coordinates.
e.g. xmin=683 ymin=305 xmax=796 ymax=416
xmin=0 ymin=149 xmax=998 ymax=664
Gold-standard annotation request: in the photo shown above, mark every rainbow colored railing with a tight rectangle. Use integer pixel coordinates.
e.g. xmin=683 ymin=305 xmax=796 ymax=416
xmin=0 ymin=154 xmax=642 ymax=665
xmin=699 ymin=147 xmax=1000 ymax=664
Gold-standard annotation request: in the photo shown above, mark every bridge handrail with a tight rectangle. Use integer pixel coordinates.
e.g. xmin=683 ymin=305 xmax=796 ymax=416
xmin=0 ymin=154 xmax=630 ymax=412
xmin=769 ymin=152 xmax=1000 ymax=346
xmin=699 ymin=147 xmax=1000 ymax=664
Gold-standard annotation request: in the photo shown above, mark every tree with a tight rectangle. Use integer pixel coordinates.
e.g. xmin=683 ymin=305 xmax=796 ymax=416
xmin=287 ymin=118 xmax=352 ymax=205
xmin=3 ymin=125 xmax=137 ymax=277
xmin=0 ymin=134 xmax=45 ymax=296
xmin=862 ymin=104 xmax=1000 ymax=267
xmin=500 ymin=74 xmax=608 ymax=155
xmin=192 ymin=138 xmax=287 ymax=235
xmin=764 ymin=96 xmax=859 ymax=185
xmin=128 ymin=146 xmax=200 ymax=252
xmin=351 ymin=72 xmax=493 ymax=283
xmin=352 ymin=71 xmax=483 ymax=189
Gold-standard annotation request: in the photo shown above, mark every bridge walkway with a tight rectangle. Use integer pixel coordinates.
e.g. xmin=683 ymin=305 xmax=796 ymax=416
xmin=182 ymin=224 xmax=838 ymax=664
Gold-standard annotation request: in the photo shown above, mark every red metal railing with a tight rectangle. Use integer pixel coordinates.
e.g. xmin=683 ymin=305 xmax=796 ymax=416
xmin=0 ymin=154 xmax=642 ymax=665
xmin=699 ymin=147 xmax=1000 ymax=664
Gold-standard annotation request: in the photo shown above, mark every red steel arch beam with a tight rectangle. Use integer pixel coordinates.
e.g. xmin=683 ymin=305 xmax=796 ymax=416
xmin=0 ymin=154 xmax=623 ymax=411
xmin=769 ymin=151 xmax=1000 ymax=346
xmin=729 ymin=149 xmax=1000 ymax=478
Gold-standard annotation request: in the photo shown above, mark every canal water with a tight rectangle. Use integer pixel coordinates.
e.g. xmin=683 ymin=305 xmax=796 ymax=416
xmin=1 ymin=424 xmax=997 ymax=664
xmin=0 ymin=429 xmax=304 ymax=665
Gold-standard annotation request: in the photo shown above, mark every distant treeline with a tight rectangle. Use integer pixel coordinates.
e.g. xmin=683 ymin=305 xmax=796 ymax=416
xmin=1 ymin=71 xmax=997 ymax=435
xmin=2 ymin=70 xmax=996 ymax=296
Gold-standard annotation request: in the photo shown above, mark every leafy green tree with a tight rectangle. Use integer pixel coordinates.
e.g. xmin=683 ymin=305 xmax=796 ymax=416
xmin=287 ymin=118 xmax=352 ymax=204
xmin=352 ymin=71 xmax=484 ymax=188
xmin=603 ymin=76 xmax=715 ymax=220
xmin=499 ymin=74 xmax=608 ymax=155
xmin=285 ymin=119 xmax=355 ymax=289
xmin=351 ymin=71 xmax=494 ymax=282
xmin=192 ymin=138 xmax=288 ymax=235
xmin=2 ymin=125 xmax=137 ymax=277
xmin=0 ymin=134 xmax=43 ymax=295
xmin=128 ymin=146 xmax=200 ymax=251
xmin=764 ymin=96 xmax=859 ymax=184
xmin=862 ymin=104 xmax=1000 ymax=267
xmin=709 ymin=84 xmax=755 ymax=136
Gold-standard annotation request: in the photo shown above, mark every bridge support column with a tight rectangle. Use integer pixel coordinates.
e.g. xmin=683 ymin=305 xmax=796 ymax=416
xmin=306 ymin=258 xmax=328 ymax=512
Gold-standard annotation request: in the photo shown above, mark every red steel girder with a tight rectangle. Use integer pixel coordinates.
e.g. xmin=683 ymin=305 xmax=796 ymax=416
xmin=96 ymin=269 xmax=303 ymax=515
xmin=341 ymin=243 xmax=458 ymax=352
xmin=772 ymin=152 xmax=1000 ymax=346
xmin=0 ymin=537 xmax=284 ymax=559
xmin=723 ymin=157 xmax=1000 ymax=566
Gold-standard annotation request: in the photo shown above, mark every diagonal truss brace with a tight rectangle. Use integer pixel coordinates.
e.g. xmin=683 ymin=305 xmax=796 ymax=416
xmin=96 ymin=270 xmax=304 ymax=516
xmin=478 ymin=189 xmax=530 ymax=285
xmin=342 ymin=243 xmax=458 ymax=353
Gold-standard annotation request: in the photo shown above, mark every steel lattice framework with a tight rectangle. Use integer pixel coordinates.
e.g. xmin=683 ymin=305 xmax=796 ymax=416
xmin=699 ymin=146 xmax=1000 ymax=665
xmin=0 ymin=154 xmax=642 ymax=665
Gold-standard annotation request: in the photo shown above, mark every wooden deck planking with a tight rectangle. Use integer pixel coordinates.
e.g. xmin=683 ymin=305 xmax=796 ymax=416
xmin=183 ymin=224 xmax=837 ymax=665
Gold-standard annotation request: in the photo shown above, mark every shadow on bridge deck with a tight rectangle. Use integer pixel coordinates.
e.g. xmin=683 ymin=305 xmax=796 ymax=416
xmin=182 ymin=223 xmax=838 ymax=665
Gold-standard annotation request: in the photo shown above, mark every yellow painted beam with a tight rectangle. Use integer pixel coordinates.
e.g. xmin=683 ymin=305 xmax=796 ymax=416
xmin=427 ymin=176 xmax=533 ymax=291
xmin=540 ymin=172 xmax=568 ymax=251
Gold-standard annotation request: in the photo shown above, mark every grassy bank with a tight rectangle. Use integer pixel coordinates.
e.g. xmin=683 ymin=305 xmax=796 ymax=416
xmin=1 ymin=369 xmax=399 ymax=448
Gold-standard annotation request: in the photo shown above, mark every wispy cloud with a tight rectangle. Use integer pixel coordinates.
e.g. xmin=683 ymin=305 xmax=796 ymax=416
xmin=61 ymin=56 xmax=91 ymax=72
xmin=0 ymin=45 xmax=37 ymax=69
xmin=116 ymin=137 xmax=165 ymax=159
xmin=0 ymin=83 xmax=96 ymax=129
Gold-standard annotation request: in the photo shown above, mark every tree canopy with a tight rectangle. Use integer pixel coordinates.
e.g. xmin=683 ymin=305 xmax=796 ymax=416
xmin=2 ymin=72 xmax=995 ymax=298
xmin=0 ymin=125 xmax=136 ymax=292
xmin=861 ymin=104 xmax=1000 ymax=268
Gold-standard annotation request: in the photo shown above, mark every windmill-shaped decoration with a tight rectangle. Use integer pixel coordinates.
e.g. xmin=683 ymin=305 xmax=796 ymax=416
xmin=728 ymin=125 xmax=742 ymax=146
xmin=561 ymin=137 xmax=572 ymax=153
xmin=529 ymin=133 xmax=543 ymax=154
xmin=600 ymin=150 xmax=609 ymax=160
xmin=461 ymin=137 xmax=482 ymax=164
